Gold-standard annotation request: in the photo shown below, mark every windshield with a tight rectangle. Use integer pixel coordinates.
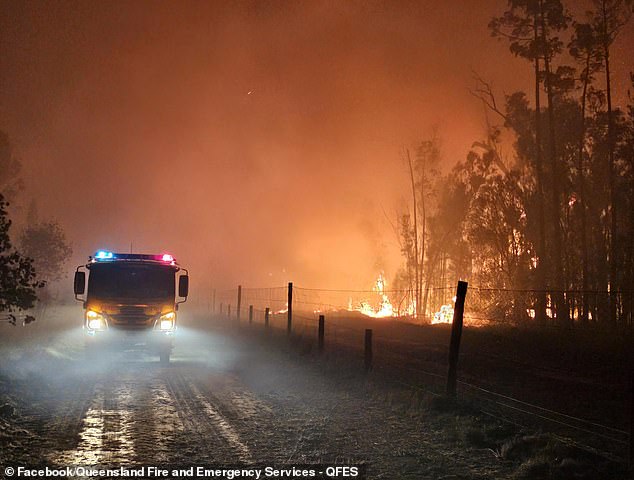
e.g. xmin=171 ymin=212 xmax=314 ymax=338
xmin=88 ymin=263 xmax=175 ymax=300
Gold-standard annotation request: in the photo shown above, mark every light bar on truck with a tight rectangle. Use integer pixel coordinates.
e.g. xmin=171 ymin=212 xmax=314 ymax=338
xmin=91 ymin=251 xmax=177 ymax=264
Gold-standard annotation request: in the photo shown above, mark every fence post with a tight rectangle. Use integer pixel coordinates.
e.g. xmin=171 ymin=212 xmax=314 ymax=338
xmin=265 ymin=307 xmax=270 ymax=329
xmin=237 ymin=285 xmax=242 ymax=321
xmin=219 ymin=302 xmax=223 ymax=316
xmin=287 ymin=282 xmax=293 ymax=335
xmin=212 ymin=289 xmax=216 ymax=314
xmin=249 ymin=305 xmax=253 ymax=324
xmin=317 ymin=315 xmax=326 ymax=353
xmin=227 ymin=304 xmax=231 ymax=318
xmin=447 ymin=280 xmax=468 ymax=398
xmin=364 ymin=329 xmax=373 ymax=372
xmin=318 ymin=315 xmax=325 ymax=353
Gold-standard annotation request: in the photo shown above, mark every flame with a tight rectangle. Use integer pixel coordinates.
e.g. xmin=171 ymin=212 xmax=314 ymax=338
xmin=431 ymin=304 xmax=454 ymax=324
xmin=275 ymin=303 xmax=288 ymax=314
xmin=351 ymin=273 xmax=396 ymax=318
xmin=339 ymin=273 xmax=419 ymax=318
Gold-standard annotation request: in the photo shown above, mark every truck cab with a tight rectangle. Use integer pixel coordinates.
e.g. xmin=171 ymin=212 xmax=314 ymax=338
xmin=73 ymin=250 xmax=189 ymax=364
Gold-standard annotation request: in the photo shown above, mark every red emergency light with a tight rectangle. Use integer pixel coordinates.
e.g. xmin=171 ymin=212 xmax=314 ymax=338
xmin=91 ymin=251 xmax=177 ymax=264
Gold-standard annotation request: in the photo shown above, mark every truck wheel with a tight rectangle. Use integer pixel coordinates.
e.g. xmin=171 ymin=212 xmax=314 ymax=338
xmin=160 ymin=351 xmax=170 ymax=365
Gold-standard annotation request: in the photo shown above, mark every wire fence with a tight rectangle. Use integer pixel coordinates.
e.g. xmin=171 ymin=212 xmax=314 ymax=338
xmin=467 ymin=286 xmax=634 ymax=329
xmin=211 ymin=282 xmax=634 ymax=331
xmin=209 ymin=281 xmax=633 ymax=463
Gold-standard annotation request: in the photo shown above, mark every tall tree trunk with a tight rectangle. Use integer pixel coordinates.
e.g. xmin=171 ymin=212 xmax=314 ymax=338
xmin=406 ymin=150 xmax=421 ymax=321
xmin=533 ymin=13 xmax=548 ymax=324
xmin=540 ymin=0 xmax=569 ymax=326
xmin=577 ymin=51 xmax=591 ymax=323
xmin=602 ymin=0 xmax=618 ymax=327
xmin=422 ymin=263 xmax=434 ymax=319
xmin=419 ymin=170 xmax=427 ymax=319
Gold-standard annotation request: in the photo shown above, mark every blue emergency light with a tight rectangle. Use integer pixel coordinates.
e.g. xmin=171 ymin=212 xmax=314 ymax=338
xmin=92 ymin=250 xmax=176 ymax=264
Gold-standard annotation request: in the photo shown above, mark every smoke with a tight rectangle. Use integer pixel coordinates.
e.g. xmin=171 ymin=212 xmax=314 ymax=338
xmin=2 ymin=1 xmax=631 ymax=293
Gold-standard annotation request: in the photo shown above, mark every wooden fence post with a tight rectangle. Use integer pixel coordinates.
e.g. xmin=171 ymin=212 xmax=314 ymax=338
xmin=249 ymin=305 xmax=253 ymax=324
xmin=237 ymin=285 xmax=242 ymax=321
xmin=227 ymin=304 xmax=231 ymax=318
xmin=212 ymin=289 xmax=216 ymax=314
xmin=287 ymin=282 xmax=293 ymax=335
xmin=447 ymin=280 xmax=468 ymax=398
xmin=219 ymin=302 xmax=223 ymax=316
xmin=265 ymin=307 xmax=270 ymax=329
xmin=318 ymin=315 xmax=325 ymax=353
xmin=365 ymin=329 xmax=373 ymax=372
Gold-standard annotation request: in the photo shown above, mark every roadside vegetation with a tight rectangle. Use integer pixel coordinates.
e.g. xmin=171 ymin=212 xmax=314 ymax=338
xmin=0 ymin=130 xmax=72 ymax=325
xmin=396 ymin=0 xmax=634 ymax=329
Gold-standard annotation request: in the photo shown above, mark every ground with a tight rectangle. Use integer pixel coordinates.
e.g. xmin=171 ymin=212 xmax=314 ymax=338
xmin=0 ymin=306 xmax=628 ymax=479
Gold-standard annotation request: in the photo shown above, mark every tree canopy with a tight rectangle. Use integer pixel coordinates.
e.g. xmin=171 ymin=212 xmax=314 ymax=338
xmin=397 ymin=0 xmax=634 ymax=327
xmin=0 ymin=194 xmax=45 ymax=324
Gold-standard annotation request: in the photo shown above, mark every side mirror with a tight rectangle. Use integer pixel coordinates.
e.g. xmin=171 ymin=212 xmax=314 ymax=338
xmin=74 ymin=271 xmax=86 ymax=295
xmin=178 ymin=275 xmax=189 ymax=298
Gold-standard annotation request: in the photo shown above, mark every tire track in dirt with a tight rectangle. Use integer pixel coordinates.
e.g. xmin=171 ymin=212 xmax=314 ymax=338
xmin=50 ymin=364 xmax=185 ymax=468
xmin=53 ymin=374 xmax=136 ymax=466
xmin=44 ymin=362 xmax=257 ymax=467
xmin=130 ymin=368 xmax=183 ymax=463
xmin=186 ymin=368 xmax=340 ymax=465
xmin=163 ymin=367 xmax=252 ymax=463
xmin=182 ymin=369 xmax=293 ymax=463
xmin=46 ymin=379 xmax=96 ymax=453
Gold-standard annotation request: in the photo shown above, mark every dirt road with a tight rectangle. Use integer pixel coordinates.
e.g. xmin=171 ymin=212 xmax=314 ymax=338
xmin=0 ymin=310 xmax=512 ymax=479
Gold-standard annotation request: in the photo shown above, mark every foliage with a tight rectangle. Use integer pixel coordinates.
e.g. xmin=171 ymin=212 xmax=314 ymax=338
xmin=398 ymin=0 xmax=634 ymax=326
xmin=0 ymin=194 xmax=45 ymax=321
xmin=19 ymin=221 xmax=73 ymax=283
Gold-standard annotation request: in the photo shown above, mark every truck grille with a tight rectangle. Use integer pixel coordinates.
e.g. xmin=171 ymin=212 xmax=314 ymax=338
xmin=109 ymin=306 xmax=154 ymax=328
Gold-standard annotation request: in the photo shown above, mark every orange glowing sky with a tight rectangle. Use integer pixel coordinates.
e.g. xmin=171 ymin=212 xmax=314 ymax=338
xmin=1 ymin=1 xmax=632 ymax=293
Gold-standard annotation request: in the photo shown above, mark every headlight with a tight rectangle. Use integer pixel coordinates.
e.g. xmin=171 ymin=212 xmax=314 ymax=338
xmin=86 ymin=310 xmax=107 ymax=330
xmin=158 ymin=311 xmax=176 ymax=331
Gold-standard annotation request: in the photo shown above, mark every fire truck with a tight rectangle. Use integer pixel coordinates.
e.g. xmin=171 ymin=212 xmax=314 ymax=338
xmin=73 ymin=250 xmax=189 ymax=364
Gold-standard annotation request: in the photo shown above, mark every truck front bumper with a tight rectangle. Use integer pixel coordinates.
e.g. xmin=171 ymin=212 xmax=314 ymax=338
xmin=84 ymin=328 xmax=174 ymax=353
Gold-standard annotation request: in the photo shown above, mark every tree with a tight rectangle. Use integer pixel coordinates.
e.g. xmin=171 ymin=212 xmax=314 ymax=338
xmin=590 ymin=0 xmax=632 ymax=322
xmin=20 ymin=221 xmax=73 ymax=283
xmin=536 ymin=0 xmax=572 ymax=325
xmin=623 ymin=74 xmax=634 ymax=323
xmin=405 ymin=149 xmax=422 ymax=319
xmin=569 ymin=21 xmax=603 ymax=322
xmin=399 ymin=136 xmax=442 ymax=320
xmin=489 ymin=0 xmax=551 ymax=322
xmin=394 ymin=212 xmax=417 ymax=314
xmin=0 ymin=130 xmax=24 ymax=201
xmin=0 ymin=194 xmax=45 ymax=324
xmin=431 ymin=138 xmax=536 ymax=323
